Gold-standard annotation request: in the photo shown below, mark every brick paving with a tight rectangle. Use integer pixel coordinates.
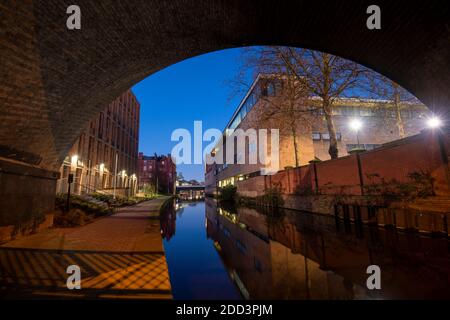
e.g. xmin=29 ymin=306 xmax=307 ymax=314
xmin=0 ymin=196 xmax=173 ymax=299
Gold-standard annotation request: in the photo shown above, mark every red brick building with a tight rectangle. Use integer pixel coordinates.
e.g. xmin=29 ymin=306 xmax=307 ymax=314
xmin=56 ymin=89 xmax=140 ymax=196
xmin=138 ymin=153 xmax=176 ymax=194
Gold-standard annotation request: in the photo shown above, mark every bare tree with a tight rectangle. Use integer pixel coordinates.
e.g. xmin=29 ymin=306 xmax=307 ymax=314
xmin=368 ymin=76 xmax=422 ymax=138
xmin=231 ymin=46 xmax=372 ymax=160
xmin=228 ymin=47 xmax=312 ymax=167
xmin=275 ymin=47 xmax=372 ymax=159
xmin=254 ymin=74 xmax=310 ymax=167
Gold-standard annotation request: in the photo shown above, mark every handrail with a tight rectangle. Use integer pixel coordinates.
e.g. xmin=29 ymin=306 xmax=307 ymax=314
xmin=68 ymin=182 xmax=120 ymax=214
xmin=71 ymin=182 xmax=100 ymax=194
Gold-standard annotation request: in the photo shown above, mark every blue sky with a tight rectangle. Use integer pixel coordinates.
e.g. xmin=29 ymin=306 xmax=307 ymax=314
xmin=132 ymin=48 xmax=248 ymax=182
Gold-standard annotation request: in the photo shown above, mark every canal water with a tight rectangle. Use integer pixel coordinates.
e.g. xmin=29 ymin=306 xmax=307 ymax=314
xmin=160 ymin=198 xmax=450 ymax=300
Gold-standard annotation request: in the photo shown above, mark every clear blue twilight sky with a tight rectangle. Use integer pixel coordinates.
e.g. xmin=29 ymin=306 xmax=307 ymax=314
xmin=132 ymin=48 xmax=249 ymax=182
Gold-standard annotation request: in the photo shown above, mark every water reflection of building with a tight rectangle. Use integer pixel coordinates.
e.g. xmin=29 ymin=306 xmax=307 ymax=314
xmin=205 ymin=198 xmax=450 ymax=299
xmin=160 ymin=200 xmax=177 ymax=241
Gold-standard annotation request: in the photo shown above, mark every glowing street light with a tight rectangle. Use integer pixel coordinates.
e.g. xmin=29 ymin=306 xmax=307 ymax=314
xmin=70 ymin=154 xmax=78 ymax=166
xmin=426 ymin=116 xmax=442 ymax=129
xmin=349 ymin=119 xmax=363 ymax=148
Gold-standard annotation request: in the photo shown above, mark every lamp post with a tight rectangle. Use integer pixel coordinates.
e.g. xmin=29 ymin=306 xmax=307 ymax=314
xmin=349 ymin=119 xmax=363 ymax=149
xmin=87 ymin=159 xmax=92 ymax=193
xmin=113 ymin=152 xmax=118 ymax=200
xmin=66 ymin=173 xmax=73 ymax=212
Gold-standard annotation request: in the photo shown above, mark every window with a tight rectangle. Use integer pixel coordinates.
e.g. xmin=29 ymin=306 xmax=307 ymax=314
xmin=267 ymin=82 xmax=275 ymax=96
xmin=312 ymin=132 xmax=321 ymax=141
xmin=273 ymin=79 xmax=283 ymax=95
xmin=238 ymin=105 xmax=247 ymax=122
xmin=254 ymin=258 xmax=262 ymax=273
xmin=236 ymin=240 xmax=247 ymax=254
xmin=261 ymin=85 xmax=268 ymax=97
xmin=98 ymin=113 xmax=104 ymax=139
xmin=332 ymin=108 xmax=342 ymax=116
xmin=360 ymin=108 xmax=374 ymax=116
xmin=346 ymin=144 xmax=381 ymax=152
xmin=387 ymin=110 xmax=396 ymax=118
xmin=341 ymin=106 xmax=355 ymax=116
xmin=401 ymin=109 xmax=411 ymax=118
xmin=336 ymin=132 xmax=342 ymax=141
xmin=313 ymin=108 xmax=325 ymax=116
xmin=364 ymin=144 xmax=381 ymax=150
xmin=222 ymin=227 xmax=231 ymax=238
xmin=321 ymin=133 xmax=330 ymax=140
xmin=346 ymin=144 xmax=358 ymax=152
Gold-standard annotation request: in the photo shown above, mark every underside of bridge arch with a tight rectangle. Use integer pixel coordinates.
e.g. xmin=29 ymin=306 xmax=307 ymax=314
xmin=0 ymin=0 xmax=449 ymax=172
xmin=0 ymin=1 xmax=450 ymax=226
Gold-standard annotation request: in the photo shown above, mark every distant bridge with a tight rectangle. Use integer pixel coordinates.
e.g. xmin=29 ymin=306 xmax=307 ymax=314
xmin=176 ymin=185 xmax=205 ymax=200
xmin=176 ymin=185 xmax=205 ymax=192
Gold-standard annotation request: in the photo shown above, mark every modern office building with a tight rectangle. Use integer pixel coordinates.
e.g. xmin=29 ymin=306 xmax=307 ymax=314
xmin=56 ymin=89 xmax=140 ymax=197
xmin=138 ymin=153 xmax=176 ymax=194
xmin=205 ymin=74 xmax=429 ymax=195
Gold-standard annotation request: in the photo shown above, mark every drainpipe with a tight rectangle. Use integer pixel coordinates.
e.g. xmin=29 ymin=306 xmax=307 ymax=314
xmin=113 ymin=152 xmax=118 ymax=199
xmin=356 ymin=152 xmax=365 ymax=196
xmin=436 ymin=130 xmax=450 ymax=193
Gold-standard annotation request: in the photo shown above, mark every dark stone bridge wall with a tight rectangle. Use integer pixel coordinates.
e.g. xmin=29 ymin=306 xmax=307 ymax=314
xmin=1 ymin=0 xmax=450 ymax=172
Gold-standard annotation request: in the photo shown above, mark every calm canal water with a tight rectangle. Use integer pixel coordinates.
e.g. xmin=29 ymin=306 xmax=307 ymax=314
xmin=160 ymin=198 xmax=450 ymax=300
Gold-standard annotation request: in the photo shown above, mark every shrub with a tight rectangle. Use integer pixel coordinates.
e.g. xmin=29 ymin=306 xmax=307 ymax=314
xmin=90 ymin=192 xmax=115 ymax=204
xmin=141 ymin=183 xmax=157 ymax=197
xmin=364 ymin=170 xmax=436 ymax=199
xmin=54 ymin=208 xmax=93 ymax=227
xmin=219 ymin=185 xmax=237 ymax=202
xmin=294 ymin=185 xmax=314 ymax=196
xmin=55 ymin=194 xmax=113 ymax=217
xmin=257 ymin=187 xmax=284 ymax=208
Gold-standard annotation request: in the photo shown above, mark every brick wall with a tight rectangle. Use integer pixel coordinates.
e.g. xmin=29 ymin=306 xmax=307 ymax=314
xmin=237 ymin=130 xmax=450 ymax=198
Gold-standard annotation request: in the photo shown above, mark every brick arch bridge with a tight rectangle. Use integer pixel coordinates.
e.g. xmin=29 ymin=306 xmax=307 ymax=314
xmin=0 ymin=1 xmax=449 ymax=222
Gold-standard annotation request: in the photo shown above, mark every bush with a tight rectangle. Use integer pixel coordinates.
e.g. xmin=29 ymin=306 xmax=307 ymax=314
xmin=89 ymin=193 xmax=156 ymax=207
xmin=54 ymin=208 xmax=93 ymax=227
xmin=141 ymin=183 xmax=157 ymax=197
xmin=219 ymin=185 xmax=237 ymax=202
xmin=364 ymin=170 xmax=436 ymax=199
xmin=90 ymin=192 xmax=115 ymax=204
xmin=294 ymin=185 xmax=314 ymax=196
xmin=55 ymin=194 xmax=113 ymax=217
xmin=256 ymin=187 xmax=284 ymax=207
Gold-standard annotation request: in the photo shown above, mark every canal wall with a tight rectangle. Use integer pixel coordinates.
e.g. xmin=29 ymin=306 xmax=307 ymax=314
xmin=236 ymin=129 xmax=450 ymax=234
xmin=0 ymin=157 xmax=58 ymax=243
xmin=238 ymin=129 xmax=450 ymax=198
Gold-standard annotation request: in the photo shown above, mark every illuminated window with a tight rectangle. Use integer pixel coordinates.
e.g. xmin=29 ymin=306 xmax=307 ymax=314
xmin=312 ymin=132 xmax=321 ymax=141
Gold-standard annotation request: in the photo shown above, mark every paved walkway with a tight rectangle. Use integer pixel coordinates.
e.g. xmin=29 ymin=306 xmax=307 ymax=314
xmin=0 ymin=196 xmax=173 ymax=299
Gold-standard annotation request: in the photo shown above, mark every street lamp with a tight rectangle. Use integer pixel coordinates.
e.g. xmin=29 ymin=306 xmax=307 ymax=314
xmin=349 ymin=119 xmax=363 ymax=149
xmin=426 ymin=116 xmax=442 ymax=129
xmin=71 ymin=154 xmax=78 ymax=166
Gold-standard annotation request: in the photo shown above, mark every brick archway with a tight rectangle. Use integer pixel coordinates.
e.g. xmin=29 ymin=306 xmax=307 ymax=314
xmin=1 ymin=0 xmax=449 ymax=172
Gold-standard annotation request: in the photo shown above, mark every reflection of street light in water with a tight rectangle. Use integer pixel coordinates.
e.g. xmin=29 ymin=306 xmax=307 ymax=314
xmin=349 ymin=119 xmax=363 ymax=149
